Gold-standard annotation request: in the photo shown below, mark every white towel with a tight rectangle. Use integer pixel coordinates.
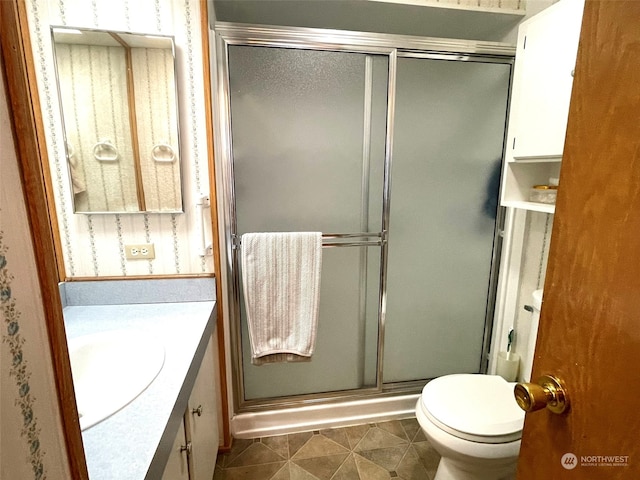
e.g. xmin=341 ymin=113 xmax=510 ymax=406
xmin=241 ymin=232 xmax=322 ymax=365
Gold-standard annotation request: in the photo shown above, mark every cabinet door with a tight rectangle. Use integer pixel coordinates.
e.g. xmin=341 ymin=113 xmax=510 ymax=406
xmin=161 ymin=417 xmax=190 ymax=480
xmin=510 ymin=0 xmax=584 ymax=160
xmin=185 ymin=335 xmax=219 ymax=480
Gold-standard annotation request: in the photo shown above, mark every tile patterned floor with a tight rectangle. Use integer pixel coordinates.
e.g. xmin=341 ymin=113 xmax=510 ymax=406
xmin=214 ymin=418 xmax=440 ymax=480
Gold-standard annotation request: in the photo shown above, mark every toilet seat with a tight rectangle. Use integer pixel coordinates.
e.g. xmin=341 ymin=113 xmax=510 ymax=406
xmin=420 ymin=374 xmax=525 ymax=444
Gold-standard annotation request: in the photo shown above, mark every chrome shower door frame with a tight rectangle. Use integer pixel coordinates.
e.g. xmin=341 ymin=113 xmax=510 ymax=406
xmin=212 ymin=22 xmax=515 ymax=413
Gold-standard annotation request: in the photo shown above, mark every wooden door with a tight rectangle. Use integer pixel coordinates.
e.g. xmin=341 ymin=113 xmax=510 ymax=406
xmin=517 ymin=0 xmax=640 ymax=478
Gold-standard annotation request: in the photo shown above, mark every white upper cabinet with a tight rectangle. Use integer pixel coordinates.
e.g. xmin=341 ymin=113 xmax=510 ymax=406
xmin=501 ymin=0 xmax=585 ymax=212
xmin=510 ymin=0 xmax=584 ymax=160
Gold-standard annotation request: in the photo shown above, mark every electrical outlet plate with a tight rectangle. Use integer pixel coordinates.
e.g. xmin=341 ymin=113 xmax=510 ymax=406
xmin=125 ymin=243 xmax=155 ymax=260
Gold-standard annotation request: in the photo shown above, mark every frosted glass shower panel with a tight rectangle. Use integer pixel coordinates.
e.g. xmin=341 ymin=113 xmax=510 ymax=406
xmin=227 ymin=46 xmax=388 ymax=399
xmin=241 ymin=247 xmax=381 ymax=399
xmin=383 ymin=57 xmax=511 ymax=383
xmin=228 ymin=46 xmax=388 ymax=234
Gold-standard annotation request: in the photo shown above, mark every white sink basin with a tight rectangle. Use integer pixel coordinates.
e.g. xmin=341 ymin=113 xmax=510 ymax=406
xmin=68 ymin=330 xmax=165 ymax=431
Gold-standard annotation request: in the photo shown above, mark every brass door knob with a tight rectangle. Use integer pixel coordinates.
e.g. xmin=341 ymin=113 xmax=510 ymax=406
xmin=514 ymin=374 xmax=569 ymax=414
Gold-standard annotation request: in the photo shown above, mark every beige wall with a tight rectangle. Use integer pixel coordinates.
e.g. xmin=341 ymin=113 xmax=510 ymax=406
xmin=26 ymin=0 xmax=213 ymax=277
xmin=0 ymin=54 xmax=71 ymax=480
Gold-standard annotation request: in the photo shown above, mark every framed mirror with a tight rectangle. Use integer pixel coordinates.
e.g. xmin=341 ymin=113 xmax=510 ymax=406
xmin=51 ymin=27 xmax=184 ymax=213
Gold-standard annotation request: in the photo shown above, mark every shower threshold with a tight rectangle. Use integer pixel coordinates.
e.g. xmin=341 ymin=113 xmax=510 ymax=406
xmin=231 ymin=392 xmax=421 ymax=439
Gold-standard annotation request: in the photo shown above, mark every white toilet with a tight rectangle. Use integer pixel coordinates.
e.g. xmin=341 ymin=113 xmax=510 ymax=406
xmin=415 ymin=290 xmax=543 ymax=480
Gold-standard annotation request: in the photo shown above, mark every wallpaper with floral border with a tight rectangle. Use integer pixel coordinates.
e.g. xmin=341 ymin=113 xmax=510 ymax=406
xmin=1 ymin=233 xmax=47 ymax=479
xmin=1 ymin=49 xmax=70 ymax=479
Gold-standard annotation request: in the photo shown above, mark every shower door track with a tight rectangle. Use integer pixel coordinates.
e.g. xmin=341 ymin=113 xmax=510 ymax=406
xmin=213 ymin=23 xmax=515 ymax=414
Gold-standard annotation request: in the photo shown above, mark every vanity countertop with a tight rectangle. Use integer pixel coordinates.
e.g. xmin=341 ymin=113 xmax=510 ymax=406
xmin=61 ymin=279 xmax=216 ymax=480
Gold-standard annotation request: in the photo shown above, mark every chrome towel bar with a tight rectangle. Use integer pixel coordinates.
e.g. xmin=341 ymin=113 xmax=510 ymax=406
xmin=231 ymin=232 xmax=385 ymax=249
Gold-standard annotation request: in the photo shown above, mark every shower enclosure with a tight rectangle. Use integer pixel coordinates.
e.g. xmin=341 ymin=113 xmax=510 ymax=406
xmin=214 ymin=25 xmax=514 ymax=412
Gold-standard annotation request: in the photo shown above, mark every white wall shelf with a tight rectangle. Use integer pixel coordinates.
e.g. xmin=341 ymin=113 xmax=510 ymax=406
xmin=212 ymin=0 xmax=528 ymax=42
xmin=502 ymin=160 xmax=562 ymax=207
xmin=368 ymin=0 xmax=526 ymax=16
xmin=502 ymin=200 xmax=555 ymax=214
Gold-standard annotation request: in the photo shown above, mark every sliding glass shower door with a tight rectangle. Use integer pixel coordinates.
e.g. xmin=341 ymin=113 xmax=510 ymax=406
xmin=221 ymin=32 xmax=513 ymax=406
xmin=227 ymin=46 xmax=389 ymax=400
xmin=383 ymin=57 xmax=511 ymax=383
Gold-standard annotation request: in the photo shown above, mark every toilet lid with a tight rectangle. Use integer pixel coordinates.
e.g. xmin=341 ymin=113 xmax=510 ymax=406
xmin=421 ymin=374 xmax=525 ymax=443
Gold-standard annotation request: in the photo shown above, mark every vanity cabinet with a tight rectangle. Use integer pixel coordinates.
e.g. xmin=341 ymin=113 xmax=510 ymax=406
xmin=500 ymin=0 xmax=584 ymax=213
xmin=162 ymin=334 xmax=219 ymax=480
xmin=185 ymin=332 xmax=219 ymax=480
xmin=162 ymin=419 xmax=190 ymax=480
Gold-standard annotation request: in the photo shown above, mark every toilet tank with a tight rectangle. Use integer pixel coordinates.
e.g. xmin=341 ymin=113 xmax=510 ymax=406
xmin=522 ymin=290 xmax=543 ymax=382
